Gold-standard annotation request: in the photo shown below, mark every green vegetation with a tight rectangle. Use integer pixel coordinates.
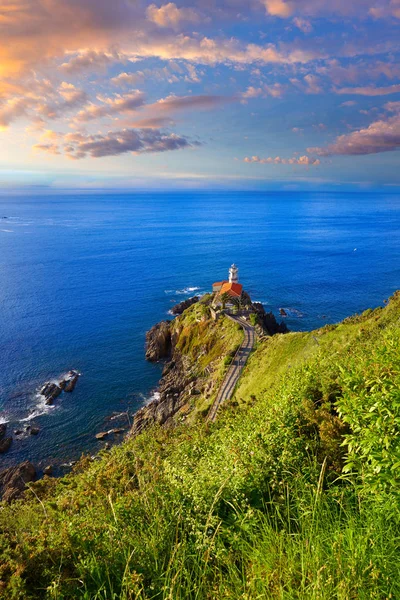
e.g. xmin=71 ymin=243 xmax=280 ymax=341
xmin=1 ymin=294 xmax=400 ymax=598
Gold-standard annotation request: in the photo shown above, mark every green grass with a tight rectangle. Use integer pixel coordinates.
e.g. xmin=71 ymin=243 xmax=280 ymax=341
xmin=0 ymin=294 xmax=399 ymax=599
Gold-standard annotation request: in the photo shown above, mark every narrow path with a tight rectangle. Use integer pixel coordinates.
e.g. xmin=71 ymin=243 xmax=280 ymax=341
xmin=207 ymin=313 xmax=256 ymax=422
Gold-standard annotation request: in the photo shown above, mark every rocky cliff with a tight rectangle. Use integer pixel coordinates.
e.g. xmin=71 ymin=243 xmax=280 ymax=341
xmin=130 ymin=296 xmax=287 ymax=438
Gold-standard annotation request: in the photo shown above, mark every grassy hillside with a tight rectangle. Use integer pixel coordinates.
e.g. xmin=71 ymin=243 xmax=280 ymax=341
xmin=0 ymin=295 xmax=399 ymax=599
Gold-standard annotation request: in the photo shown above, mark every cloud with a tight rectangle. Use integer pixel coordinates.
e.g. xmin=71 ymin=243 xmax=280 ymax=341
xmin=290 ymin=74 xmax=323 ymax=94
xmin=335 ymin=83 xmax=400 ymax=96
xmin=74 ymin=91 xmax=146 ymax=122
xmin=316 ymin=59 xmax=400 ymax=86
xmin=262 ymin=0 xmax=400 ymax=19
xmin=146 ymin=3 xmax=202 ymax=29
xmin=147 ymin=94 xmax=232 ymax=113
xmin=34 ymin=127 xmax=198 ymax=159
xmin=293 ymin=17 xmax=313 ymax=32
xmin=244 ymin=154 xmax=321 ymax=165
xmin=111 ymin=72 xmax=146 ymax=87
xmin=240 ymin=83 xmax=286 ymax=100
xmin=59 ymin=49 xmax=135 ymax=74
xmin=340 ymin=100 xmax=357 ymax=106
xmin=308 ymin=104 xmax=400 ymax=155
xmin=0 ymin=81 xmax=87 ymax=127
xmin=263 ymin=0 xmax=293 ymax=17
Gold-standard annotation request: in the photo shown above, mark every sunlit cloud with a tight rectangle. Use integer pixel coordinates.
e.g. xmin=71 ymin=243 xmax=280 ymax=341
xmin=34 ymin=128 xmax=199 ymax=159
xmin=309 ymin=102 xmax=400 ymax=155
xmin=244 ymin=154 xmax=321 ymax=165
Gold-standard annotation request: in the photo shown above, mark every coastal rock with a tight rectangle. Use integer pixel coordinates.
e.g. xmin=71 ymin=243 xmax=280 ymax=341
xmin=40 ymin=381 xmax=62 ymax=405
xmin=0 ymin=461 xmax=36 ymax=502
xmin=0 ymin=437 xmax=12 ymax=454
xmin=171 ymin=296 xmax=199 ymax=315
xmin=145 ymin=320 xmax=172 ymax=361
xmin=61 ymin=370 xmax=80 ymax=392
xmin=43 ymin=465 xmax=53 ymax=476
xmin=129 ymin=352 xmax=193 ymax=437
xmin=252 ymin=302 xmax=288 ymax=335
xmin=0 ymin=423 xmax=7 ymax=440
xmin=39 ymin=370 xmax=80 ymax=405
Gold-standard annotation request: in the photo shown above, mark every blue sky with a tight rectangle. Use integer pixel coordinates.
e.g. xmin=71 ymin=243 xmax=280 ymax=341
xmin=1 ymin=0 xmax=400 ymax=189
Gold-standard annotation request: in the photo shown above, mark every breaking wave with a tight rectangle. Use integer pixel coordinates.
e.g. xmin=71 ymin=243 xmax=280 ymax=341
xmin=19 ymin=393 xmax=57 ymax=422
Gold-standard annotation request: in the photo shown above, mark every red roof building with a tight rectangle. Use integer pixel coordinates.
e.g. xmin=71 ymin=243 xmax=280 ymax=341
xmin=219 ymin=282 xmax=243 ymax=298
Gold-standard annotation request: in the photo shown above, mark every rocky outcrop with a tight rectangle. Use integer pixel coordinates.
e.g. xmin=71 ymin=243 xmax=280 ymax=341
xmin=61 ymin=370 xmax=80 ymax=392
xmin=171 ymin=296 xmax=199 ymax=315
xmin=129 ymin=352 xmax=195 ymax=437
xmin=40 ymin=382 xmax=62 ymax=405
xmin=145 ymin=321 xmax=172 ymax=361
xmin=252 ymin=302 xmax=288 ymax=335
xmin=0 ymin=437 xmax=12 ymax=454
xmin=40 ymin=370 xmax=80 ymax=404
xmin=0 ymin=461 xmax=36 ymax=503
xmin=0 ymin=423 xmax=7 ymax=440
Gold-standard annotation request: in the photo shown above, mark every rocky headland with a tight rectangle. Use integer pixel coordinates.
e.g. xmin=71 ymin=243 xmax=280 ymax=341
xmin=129 ymin=294 xmax=287 ymax=438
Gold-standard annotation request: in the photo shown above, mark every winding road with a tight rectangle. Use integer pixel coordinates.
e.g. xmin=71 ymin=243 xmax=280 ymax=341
xmin=207 ymin=313 xmax=256 ymax=422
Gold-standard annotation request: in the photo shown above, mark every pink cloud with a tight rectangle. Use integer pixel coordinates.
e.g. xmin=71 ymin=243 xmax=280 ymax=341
xmin=146 ymin=3 xmax=202 ymax=29
xmin=308 ymin=103 xmax=400 ymax=155
xmin=335 ymin=83 xmax=400 ymax=96
xmin=244 ymin=154 xmax=320 ymax=165
xmin=74 ymin=91 xmax=146 ymax=122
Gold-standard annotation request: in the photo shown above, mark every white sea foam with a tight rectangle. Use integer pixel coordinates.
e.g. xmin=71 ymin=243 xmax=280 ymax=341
xmin=147 ymin=391 xmax=160 ymax=404
xmin=0 ymin=415 xmax=9 ymax=425
xmin=1 ymin=229 xmax=13 ymax=233
xmin=165 ymin=286 xmax=201 ymax=296
xmin=19 ymin=393 xmax=56 ymax=422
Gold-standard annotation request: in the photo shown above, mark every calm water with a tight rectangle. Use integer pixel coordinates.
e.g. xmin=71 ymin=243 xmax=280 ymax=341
xmin=0 ymin=190 xmax=399 ymax=470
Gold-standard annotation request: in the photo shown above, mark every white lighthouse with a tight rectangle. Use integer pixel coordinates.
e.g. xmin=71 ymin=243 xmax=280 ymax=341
xmin=229 ymin=264 xmax=239 ymax=284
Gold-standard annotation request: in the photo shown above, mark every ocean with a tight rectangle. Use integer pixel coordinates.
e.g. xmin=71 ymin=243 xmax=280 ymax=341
xmin=1 ymin=190 xmax=399 ymax=471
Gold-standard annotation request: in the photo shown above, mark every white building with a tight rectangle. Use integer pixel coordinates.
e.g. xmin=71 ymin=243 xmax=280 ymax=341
xmin=229 ymin=264 xmax=239 ymax=284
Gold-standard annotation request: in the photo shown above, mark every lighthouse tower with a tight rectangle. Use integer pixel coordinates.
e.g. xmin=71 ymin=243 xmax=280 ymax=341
xmin=229 ymin=264 xmax=239 ymax=284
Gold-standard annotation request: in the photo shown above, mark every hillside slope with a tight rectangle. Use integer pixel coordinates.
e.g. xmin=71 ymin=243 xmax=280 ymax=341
xmin=0 ymin=294 xmax=399 ymax=599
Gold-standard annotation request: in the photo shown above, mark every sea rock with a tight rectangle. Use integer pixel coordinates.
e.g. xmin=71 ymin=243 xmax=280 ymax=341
xmin=61 ymin=370 xmax=80 ymax=392
xmin=0 ymin=423 xmax=7 ymax=440
xmin=0 ymin=461 xmax=36 ymax=502
xmin=252 ymin=302 xmax=288 ymax=335
xmin=43 ymin=465 xmax=53 ymax=476
xmin=40 ymin=381 xmax=62 ymax=405
xmin=171 ymin=296 xmax=199 ymax=315
xmin=145 ymin=320 xmax=172 ymax=361
xmin=111 ymin=428 xmax=124 ymax=434
xmin=0 ymin=437 xmax=12 ymax=454
xmin=14 ymin=430 xmax=23 ymax=435
xmin=30 ymin=427 xmax=40 ymax=436
xmin=96 ymin=431 xmax=109 ymax=440
xmin=279 ymin=308 xmax=288 ymax=317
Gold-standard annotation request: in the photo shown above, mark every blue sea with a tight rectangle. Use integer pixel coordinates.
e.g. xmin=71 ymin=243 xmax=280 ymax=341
xmin=1 ymin=190 xmax=399 ymax=471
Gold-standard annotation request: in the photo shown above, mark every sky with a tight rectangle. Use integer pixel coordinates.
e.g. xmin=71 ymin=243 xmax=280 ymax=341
xmin=1 ymin=0 xmax=400 ymax=189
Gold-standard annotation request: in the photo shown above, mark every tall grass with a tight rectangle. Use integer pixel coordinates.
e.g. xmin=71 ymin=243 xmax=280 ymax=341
xmin=1 ymin=294 xmax=400 ymax=598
